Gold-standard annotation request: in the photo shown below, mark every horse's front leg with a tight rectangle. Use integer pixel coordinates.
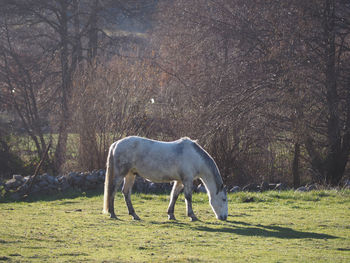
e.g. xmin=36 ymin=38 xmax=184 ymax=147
xmin=122 ymin=173 xmax=140 ymax=220
xmin=167 ymin=181 xmax=184 ymax=220
xmin=183 ymin=181 xmax=198 ymax=222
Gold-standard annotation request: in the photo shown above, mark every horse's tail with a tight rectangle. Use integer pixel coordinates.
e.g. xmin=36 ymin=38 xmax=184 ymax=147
xmin=103 ymin=144 xmax=114 ymax=214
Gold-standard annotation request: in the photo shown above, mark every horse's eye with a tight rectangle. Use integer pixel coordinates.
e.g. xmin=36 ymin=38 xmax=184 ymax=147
xmin=223 ymin=198 xmax=227 ymax=202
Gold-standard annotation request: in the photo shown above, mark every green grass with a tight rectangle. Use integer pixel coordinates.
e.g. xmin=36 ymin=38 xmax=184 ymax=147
xmin=1 ymin=190 xmax=349 ymax=262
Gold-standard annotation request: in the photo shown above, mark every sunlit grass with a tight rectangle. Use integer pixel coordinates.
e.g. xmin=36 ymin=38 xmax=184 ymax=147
xmin=0 ymin=190 xmax=349 ymax=262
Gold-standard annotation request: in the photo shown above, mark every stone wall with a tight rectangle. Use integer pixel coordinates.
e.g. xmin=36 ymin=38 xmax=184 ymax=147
xmin=1 ymin=172 xmax=349 ymax=201
xmin=0 ymin=170 xmax=173 ymax=200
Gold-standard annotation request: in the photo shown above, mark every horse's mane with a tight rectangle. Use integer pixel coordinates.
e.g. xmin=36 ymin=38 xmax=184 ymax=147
xmin=179 ymin=136 xmax=194 ymax=142
xmin=190 ymin=141 xmax=223 ymax=192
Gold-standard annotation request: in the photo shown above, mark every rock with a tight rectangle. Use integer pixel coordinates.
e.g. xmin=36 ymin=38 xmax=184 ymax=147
xmin=36 ymin=174 xmax=58 ymax=189
xmin=344 ymin=179 xmax=350 ymax=189
xmin=39 ymin=185 xmax=57 ymax=194
xmin=40 ymin=186 xmax=51 ymax=194
xmin=59 ymin=180 xmax=71 ymax=191
xmin=13 ymin=175 xmax=24 ymax=182
xmin=268 ymin=184 xmax=277 ymax=190
xmin=148 ymin=182 xmax=158 ymax=193
xmin=5 ymin=178 xmax=22 ymax=190
xmin=163 ymin=183 xmax=172 ymax=192
xmin=96 ymin=170 xmax=105 ymax=182
xmin=23 ymin=176 xmax=31 ymax=183
xmin=10 ymin=192 xmax=22 ymax=201
xmin=57 ymin=175 xmax=65 ymax=183
xmin=97 ymin=175 xmax=105 ymax=183
xmin=31 ymin=184 xmax=41 ymax=194
xmin=48 ymin=185 xmax=58 ymax=193
xmin=133 ymin=176 xmax=151 ymax=193
xmin=158 ymin=183 xmax=171 ymax=193
xmin=19 ymin=183 xmax=29 ymax=192
xmin=84 ymin=180 xmax=97 ymax=190
xmin=133 ymin=181 xmax=145 ymax=193
xmin=274 ymin=183 xmax=289 ymax=191
xmin=3 ymin=169 xmax=165 ymax=198
xmin=86 ymin=174 xmax=98 ymax=184
xmin=229 ymin=186 xmax=241 ymax=193
xmin=260 ymin=181 xmax=270 ymax=191
xmin=296 ymin=186 xmax=308 ymax=192
xmin=38 ymin=180 xmax=48 ymax=188
xmin=44 ymin=174 xmax=58 ymax=185
xmin=67 ymin=172 xmax=78 ymax=183
xmin=242 ymin=183 xmax=260 ymax=192
xmin=306 ymin=184 xmax=318 ymax=191
xmin=71 ymin=174 xmax=85 ymax=187
xmin=143 ymin=182 xmax=170 ymax=193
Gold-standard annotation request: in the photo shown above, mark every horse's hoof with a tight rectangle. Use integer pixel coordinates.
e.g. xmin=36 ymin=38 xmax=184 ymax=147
xmin=168 ymin=215 xmax=176 ymax=220
xmin=190 ymin=216 xmax=198 ymax=222
xmin=132 ymin=215 xmax=141 ymax=220
xmin=110 ymin=214 xmax=117 ymax=219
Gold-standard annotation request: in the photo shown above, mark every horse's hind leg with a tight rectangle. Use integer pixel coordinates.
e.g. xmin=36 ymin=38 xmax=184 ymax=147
xmin=167 ymin=181 xmax=184 ymax=220
xmin=109 ymin=175 xmax=124 ymax=219
xmin=183 ymin=180 xmax=198 ymax=222
xmin=122 ymin=173 xmax=140 ymax=220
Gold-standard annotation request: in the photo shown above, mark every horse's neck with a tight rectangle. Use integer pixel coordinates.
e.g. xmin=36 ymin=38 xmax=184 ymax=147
xmin=200 ymin=173 xmax=218 ymax=199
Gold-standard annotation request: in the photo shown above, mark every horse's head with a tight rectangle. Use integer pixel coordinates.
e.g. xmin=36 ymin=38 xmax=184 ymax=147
xmin=209 ymin=185 xmax=228 ymax=221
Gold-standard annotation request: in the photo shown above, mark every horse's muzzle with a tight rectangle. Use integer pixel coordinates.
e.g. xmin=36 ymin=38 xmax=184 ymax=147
xmin=218 ymin=215 xmax=227 ymax=221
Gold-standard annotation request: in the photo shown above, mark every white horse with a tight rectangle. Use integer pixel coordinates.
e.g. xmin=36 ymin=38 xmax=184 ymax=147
xmin=103 ymin=136 xmax=228 ymax=221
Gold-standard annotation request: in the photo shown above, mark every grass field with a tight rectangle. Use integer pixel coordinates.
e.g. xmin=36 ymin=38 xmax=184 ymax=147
xmin=0 ymin=190 xmax=349 ymax=262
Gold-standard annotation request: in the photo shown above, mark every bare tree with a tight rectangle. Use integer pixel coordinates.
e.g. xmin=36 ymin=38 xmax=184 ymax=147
xmin=71 ymin=56 xmax=159 ymax=170
xmin=0 ymin=0 xmax=157 ymax=173
xmin=0 ymin=13 xmax=51 ymax=162
xmin=152 ymin=0 xmax=284 ymax=184
xmin=152 ymin=0 xmax=350 ymax=186
xmin=294 ymin=0 xmax=350 ymax=185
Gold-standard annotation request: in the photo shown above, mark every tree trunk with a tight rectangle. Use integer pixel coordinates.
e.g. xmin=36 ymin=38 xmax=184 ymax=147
xmin=304 ymin=0 xmax=350 ymax=186
xmin=88 ymin=0 xmax=99 ymax=61
xmin=54 ymin=1 xmax=70 ymax=173
xmin=77 ymin=0 xmax=100 ymax=170
xmin=323 ymin=0 xmax=343 ymax=185
xmin=292 ymin=142 xmax=301 ymax=188
xmin=78 ymin=113 xmax=99 ymax=170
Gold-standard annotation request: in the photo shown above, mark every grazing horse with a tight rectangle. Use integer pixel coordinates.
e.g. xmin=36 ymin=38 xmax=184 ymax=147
xmin=103 ymin=136 xmax=228 ymax=221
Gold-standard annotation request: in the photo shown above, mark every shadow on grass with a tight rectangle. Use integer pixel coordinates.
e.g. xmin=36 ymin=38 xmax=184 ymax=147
xmin=1 ymin=189 xmax=173 ymax=204
xmin=0 ymin=189 xmax=103 ymax=203
xmin=193 ymin=220 xmax=338 ymax=240
xmin=150 ymin=220 xmax=190 ymax=228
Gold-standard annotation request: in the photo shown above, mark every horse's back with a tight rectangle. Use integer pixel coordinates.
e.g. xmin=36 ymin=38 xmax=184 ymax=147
xmin=112 ymin=136 xmax=200 ymax=182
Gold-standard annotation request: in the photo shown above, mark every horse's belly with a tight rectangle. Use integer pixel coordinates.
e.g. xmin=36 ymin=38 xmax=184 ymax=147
xmin=132 ymin=150 xmax=185 ymax=182
xmin=136 ymin=168 xmax=181 ymax=183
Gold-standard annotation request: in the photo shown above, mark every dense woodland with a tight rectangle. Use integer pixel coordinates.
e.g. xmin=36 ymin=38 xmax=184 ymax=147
xmin=0 ymin=0 xmax=349 ymax=187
